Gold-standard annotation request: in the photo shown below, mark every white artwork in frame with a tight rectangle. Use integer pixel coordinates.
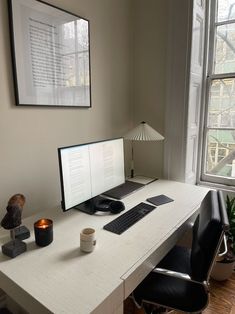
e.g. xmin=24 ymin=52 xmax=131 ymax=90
xmin=8 ymin=0 xmax=91 ymax=107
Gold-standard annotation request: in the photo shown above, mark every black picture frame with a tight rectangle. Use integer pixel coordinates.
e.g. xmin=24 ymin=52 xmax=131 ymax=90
xmin=8 ymin=0 xmax=92 ymax=108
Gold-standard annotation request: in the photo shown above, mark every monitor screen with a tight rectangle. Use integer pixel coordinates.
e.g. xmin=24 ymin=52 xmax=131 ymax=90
xmin=58 ymin=138 xmax=125 ymax=211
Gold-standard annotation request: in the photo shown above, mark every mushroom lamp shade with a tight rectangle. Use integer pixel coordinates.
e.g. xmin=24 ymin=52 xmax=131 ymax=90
xmin=124 ymin=121 xmax=164 ymax=179
xmin=124 ymin=121 xmax=164 ymax=141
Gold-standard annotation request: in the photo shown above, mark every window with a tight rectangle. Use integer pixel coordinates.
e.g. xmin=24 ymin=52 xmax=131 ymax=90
xmin=201 ymin=0 xmax=235 ymax=186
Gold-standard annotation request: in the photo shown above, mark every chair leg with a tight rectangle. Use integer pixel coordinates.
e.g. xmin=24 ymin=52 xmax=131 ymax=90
xmin=143 ymin=304 xmax=168 ymax=314
xmin=142 ymin=303 xmax=154 ymax=314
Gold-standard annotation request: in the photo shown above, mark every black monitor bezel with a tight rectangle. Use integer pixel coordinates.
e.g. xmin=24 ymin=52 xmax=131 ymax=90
xmin=58 ymin=137 xmax=125 ymax=211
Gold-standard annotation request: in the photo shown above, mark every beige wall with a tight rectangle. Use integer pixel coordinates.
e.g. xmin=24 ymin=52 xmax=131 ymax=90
xmin=0 ymin=0 xmax=132 ymax=217
xmin=131 ymin=0 xmax=168 ymax=179
xmin=0 ymin=0 xmax=169 ymax=219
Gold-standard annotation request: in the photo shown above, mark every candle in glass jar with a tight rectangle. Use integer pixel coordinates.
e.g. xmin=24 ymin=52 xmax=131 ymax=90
xmin=34 ymin=219 xmax=53 ymax=247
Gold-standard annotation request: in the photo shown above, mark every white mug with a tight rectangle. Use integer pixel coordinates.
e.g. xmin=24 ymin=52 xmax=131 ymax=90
xmin=80 ymin=228 xmax=96 ymax=253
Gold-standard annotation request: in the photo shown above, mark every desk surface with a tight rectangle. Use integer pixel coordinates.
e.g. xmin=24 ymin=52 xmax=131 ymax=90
xmin=0 ymin=180 xmax=209 ymax=314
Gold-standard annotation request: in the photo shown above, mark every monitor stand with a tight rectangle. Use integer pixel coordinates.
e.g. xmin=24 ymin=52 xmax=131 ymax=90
xmin=74 ymin=195 xmax=107 ymax=215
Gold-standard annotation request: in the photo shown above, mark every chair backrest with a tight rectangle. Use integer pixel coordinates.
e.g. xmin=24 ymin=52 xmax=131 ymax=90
xmin=190 ymin=190 xmax=229 ymax=282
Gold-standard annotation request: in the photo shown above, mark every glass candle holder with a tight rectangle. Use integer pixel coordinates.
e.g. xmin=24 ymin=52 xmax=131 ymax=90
xmin=34 ymin=219 xmax=53 ymax=247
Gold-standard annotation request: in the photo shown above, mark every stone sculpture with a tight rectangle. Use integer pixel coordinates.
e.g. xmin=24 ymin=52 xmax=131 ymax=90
xmin=1 ymin=194 xmax=25 ymax=230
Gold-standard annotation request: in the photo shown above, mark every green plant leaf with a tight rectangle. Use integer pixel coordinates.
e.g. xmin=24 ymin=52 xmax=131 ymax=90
xmin=225 ymin=195 xmax=235 ymax=258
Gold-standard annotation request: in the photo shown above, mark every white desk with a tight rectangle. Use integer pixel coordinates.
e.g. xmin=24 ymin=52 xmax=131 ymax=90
xmin=0 ymin=180 xmax=209 ymax=314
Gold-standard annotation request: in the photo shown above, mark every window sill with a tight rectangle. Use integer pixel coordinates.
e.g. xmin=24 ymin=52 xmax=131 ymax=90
xmin=197 ymin=179 xmax=235 ymax=194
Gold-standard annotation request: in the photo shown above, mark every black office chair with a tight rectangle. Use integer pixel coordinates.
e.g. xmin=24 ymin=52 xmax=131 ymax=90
xmin=132 ymin=190 xmax=229 ymax=314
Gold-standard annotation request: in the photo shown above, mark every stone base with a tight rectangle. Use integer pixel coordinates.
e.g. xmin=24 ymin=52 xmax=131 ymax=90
xmin=2 ymin=239 xmax=27 ymax=258
xmin=15 ymin=225 xmax=30 ymax=240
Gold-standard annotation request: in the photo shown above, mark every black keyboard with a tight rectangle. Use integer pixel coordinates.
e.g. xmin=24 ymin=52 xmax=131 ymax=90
xmin=103 ymin=181 xmax=144 ymax=199
xmin=103 ymin=202 xmax=156 ymax=234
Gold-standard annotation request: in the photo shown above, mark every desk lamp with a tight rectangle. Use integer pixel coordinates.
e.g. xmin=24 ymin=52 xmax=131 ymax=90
xmin=124 ymin=121 xmax=164 ymax=184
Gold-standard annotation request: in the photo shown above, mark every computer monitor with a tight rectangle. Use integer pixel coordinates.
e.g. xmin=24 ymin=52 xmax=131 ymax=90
xmin=58 ymin=138 xmax=125 ymax=211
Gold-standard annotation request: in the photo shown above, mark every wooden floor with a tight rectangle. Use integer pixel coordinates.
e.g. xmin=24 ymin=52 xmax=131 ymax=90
xmin=124 ymin=273 xmax=235 ymax=314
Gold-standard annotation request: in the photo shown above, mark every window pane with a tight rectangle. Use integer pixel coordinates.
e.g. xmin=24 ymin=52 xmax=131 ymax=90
xmin=61 ymin=20 xmax=90 ymax=93
xmin=205 ymin=129 xmax=235 ymax=178
xmin=208 ymin=79 xmax=235 ymax=127
xmin=217 ymin=0 xmax=235 ymax=22
xmin=214 ymin=23 xmax=235 ymax=73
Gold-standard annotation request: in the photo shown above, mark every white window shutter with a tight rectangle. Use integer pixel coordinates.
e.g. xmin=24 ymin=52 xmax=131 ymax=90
xmin=164 ymin=0 xmax=205 ymax=184
xmin=185 ymin=0 xmax=205 ymax=184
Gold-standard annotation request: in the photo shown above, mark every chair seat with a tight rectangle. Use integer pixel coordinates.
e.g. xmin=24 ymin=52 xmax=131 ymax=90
xmin=133 ymin=246 xmax=208 ymax=312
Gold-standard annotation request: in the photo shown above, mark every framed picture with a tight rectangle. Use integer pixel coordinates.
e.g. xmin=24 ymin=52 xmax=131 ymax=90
xmin=8 ymin=0 xmax=91 ymax=107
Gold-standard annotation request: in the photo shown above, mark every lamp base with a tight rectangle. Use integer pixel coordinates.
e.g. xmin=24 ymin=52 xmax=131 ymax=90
xmin=127 ymin=175 xmax=158 ymax=185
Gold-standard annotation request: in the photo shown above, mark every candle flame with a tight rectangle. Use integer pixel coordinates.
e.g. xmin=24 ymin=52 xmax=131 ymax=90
xmin=35 ymin=219 xmax=52 ymax=229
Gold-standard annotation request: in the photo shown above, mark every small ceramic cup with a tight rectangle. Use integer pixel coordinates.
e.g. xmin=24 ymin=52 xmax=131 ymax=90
xmin=80 ymin=228 xmax=96 ymax=253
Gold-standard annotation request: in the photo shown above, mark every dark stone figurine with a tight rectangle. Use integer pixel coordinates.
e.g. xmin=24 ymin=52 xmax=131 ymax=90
xmin=1 ymin=194 xmax=25 ymax=230
xmin=1 ymin=194 xmax=29 ymax=258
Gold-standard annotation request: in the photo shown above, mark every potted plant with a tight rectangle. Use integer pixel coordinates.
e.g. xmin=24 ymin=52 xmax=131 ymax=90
xmin=211 ymin=195 xmax=235 ymax=281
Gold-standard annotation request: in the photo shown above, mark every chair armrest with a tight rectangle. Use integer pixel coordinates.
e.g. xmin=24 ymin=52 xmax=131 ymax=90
xmin=152 ymin=267 xmax=207 ymax=287
xmin=218 ymin=235 xmax=228 ymax=257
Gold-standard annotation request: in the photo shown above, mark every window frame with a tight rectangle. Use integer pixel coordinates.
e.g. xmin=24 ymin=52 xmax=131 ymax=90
xmin=200 ymin=0 xmax=235 ymax=188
